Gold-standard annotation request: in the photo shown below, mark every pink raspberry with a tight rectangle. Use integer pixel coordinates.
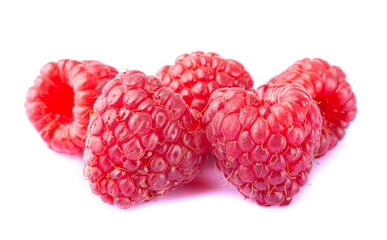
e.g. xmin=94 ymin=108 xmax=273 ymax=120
xmin=203 ymin=84 xmax=322 ymax=206
xmin=269 ymin=58 xmax=357 ymax=157
xmin=83 ymin=70 xmax=209 ymax=208
xmin=25 ymin=59 xmax=118 ymax=154
xmin=157 ymin=51 xmax=253 ymax=113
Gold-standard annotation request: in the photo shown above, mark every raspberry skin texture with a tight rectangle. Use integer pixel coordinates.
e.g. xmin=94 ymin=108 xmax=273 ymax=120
xmin=25 ymin=59 xmax=118 ymax=154
xmin=156 ymin=51 xmax=254 ymax=114
xmin=269 ymin=58 xmax=357 ymax=157
xmin=83 ymin=70 xmax=209 ymax=209
xmin=203 ymin=85 xmax=322 ymax=206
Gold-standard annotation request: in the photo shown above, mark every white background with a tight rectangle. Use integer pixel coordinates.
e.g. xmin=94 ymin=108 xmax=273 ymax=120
xmin=1 ymin=0 xmax=386 ymax=239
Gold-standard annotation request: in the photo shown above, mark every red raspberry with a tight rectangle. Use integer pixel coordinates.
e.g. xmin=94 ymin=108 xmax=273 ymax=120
xmin=157 ymin=51 xmax=253 ymax=114
xmin=83 ymin=70 xmax=209 ymax=209
xmin=25 ymin=60 xmax=118 ymax=154
xmin=203 ymin=84 xmax=322 ymax=206
xmin=269 ymin=58 xmax=357 ymax=157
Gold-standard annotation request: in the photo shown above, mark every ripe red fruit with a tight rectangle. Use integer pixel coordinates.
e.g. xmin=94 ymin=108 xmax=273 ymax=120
xmin=157 ymin=51 xmax=254 ymax=114
xmin=203 ymin=84 xmax=322 ymax=206
xmin=25 ymin=59 xmax=118 ymax=154
xmin=83 ymin=70 xmax=209 ymax=209
xmin=269 ymin=58 xmax=357 ymax=157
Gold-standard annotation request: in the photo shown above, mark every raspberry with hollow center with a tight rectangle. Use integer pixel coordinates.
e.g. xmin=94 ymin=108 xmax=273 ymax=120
xmin=25 ymin=59 xmax=118 ymax=154
xmin=203 ymin=84 xmax=322 ymax=206
xmin=83 ymin=70 xmax=209 ymax=209
xmin=157 ymin=51 xmax=254 ymax=114
xmin=269 ymin=58 xmax=357 ymax=157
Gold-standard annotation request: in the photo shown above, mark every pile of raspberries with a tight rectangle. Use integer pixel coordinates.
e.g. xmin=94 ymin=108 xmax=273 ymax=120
xmin=25 ymin=52 xmax=357 ymax=208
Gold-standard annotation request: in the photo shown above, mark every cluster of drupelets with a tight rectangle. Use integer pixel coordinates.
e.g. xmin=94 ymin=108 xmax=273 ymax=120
xmin=25 ymin=51 xmax=356 ymax=208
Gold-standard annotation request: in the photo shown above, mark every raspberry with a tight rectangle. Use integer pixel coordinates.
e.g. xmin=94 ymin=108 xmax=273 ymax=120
xmin=157 ymin=51 xmax=253 ymax=113
xmin=203 ymin=84 xmax=322 ymax=206
xmin=269 ymin=58 xmax=357 ymax=157
xmin=25 ymin=60 xmax=118 ymax=154
xmin=83 ymin=70 xmax=209 ymax=208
